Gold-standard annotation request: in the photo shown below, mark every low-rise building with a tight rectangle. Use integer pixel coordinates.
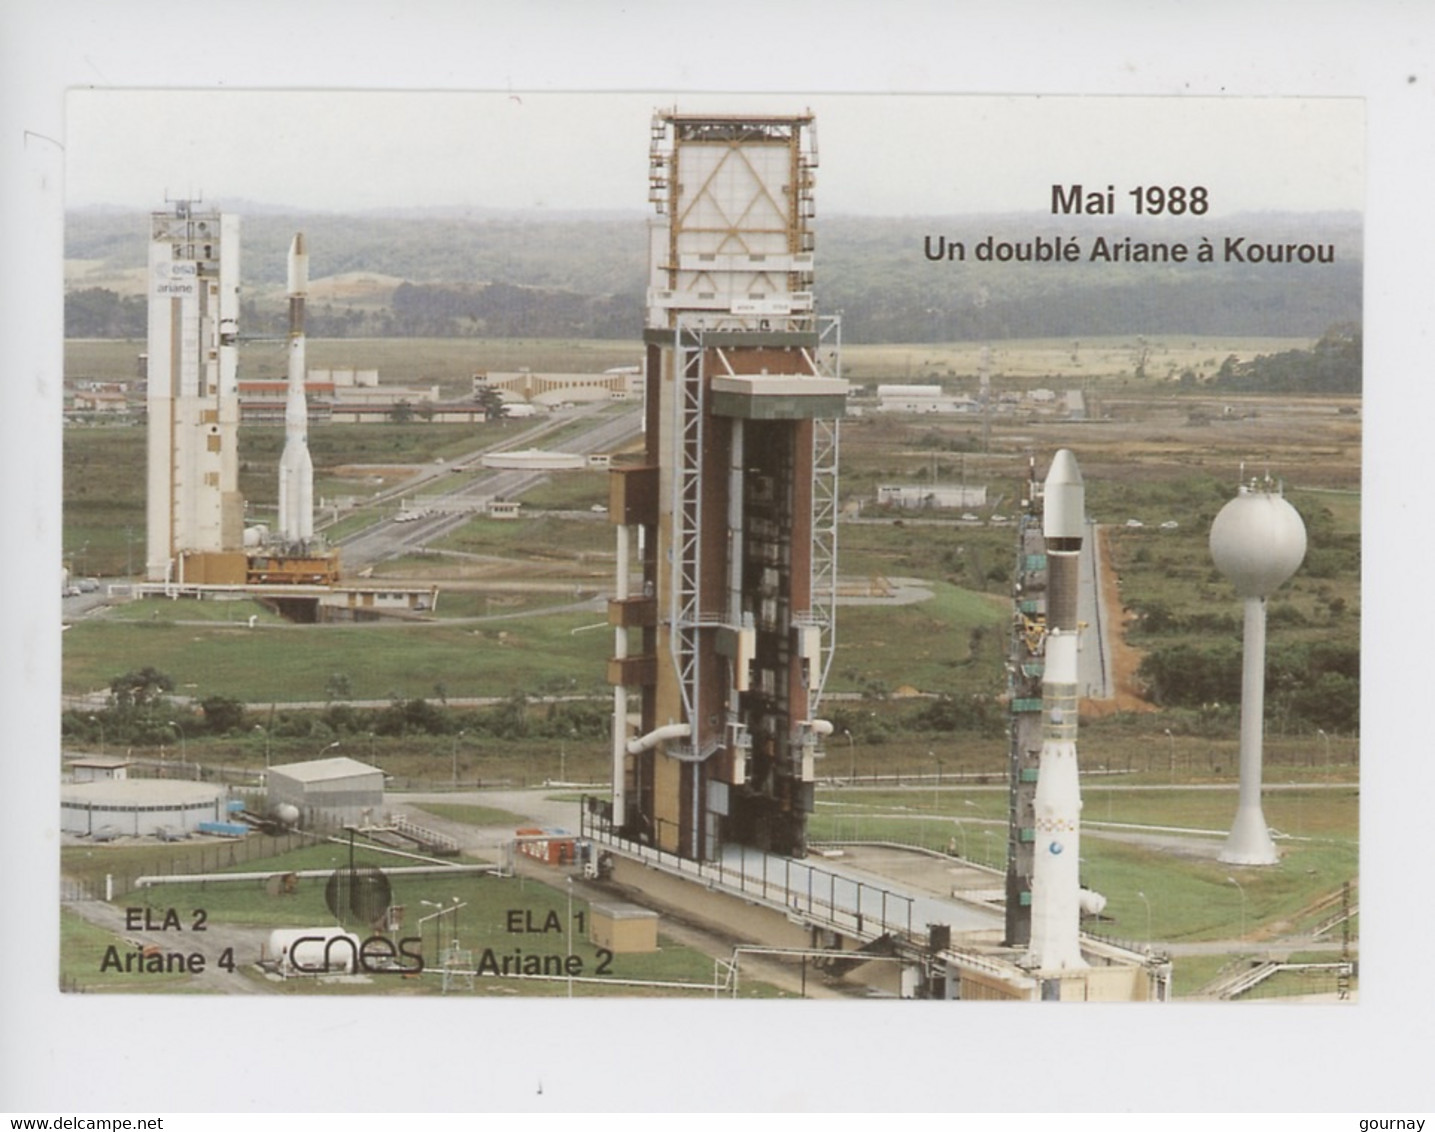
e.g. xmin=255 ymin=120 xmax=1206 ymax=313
xmin=266 ymin=756 xmax=385 ymax=828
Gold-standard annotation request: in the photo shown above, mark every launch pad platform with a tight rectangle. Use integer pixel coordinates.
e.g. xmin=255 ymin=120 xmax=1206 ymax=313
xmin=579 ymin=801 xmax=1170 ymax=1001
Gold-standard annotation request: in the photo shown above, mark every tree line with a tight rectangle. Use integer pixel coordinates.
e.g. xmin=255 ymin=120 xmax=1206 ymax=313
xmin=1208 ymin=324 xmax=1362 ymax=393
xmin=1137 ymin=639 xmax=1358 ymax=734
xmin=65 ymin=207 xmax=1363 ymax=344
xmin=61 ymin=667 xmax=609 ymax=751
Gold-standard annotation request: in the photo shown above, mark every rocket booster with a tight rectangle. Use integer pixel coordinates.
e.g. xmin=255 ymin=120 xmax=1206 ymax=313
xmin=277 ymin=233 xmax=314 ymax=545
xmin=1027 ymin=449 xmax=1088 ymax=973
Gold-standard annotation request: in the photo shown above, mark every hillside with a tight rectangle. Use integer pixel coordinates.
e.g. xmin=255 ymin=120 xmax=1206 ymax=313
xmin=65 ymin=207 xmax=1362 ymax=343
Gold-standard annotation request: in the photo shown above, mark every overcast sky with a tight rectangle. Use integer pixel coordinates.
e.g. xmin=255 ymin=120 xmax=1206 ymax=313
xmin=67 ymin=90 xmax=1364 ymax=217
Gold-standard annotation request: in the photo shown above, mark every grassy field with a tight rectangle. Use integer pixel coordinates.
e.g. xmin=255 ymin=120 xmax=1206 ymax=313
xmin=104 ymin=596 xmax=287 ymax=624
xmin=429 ymin=512 xmax=613 ymax=563
xmin=829 ymin=581 xmax=1009 ymax=696
xmin=810 ymin=780 xmax=1357 ymax=950
xmin=410 ymin=802 xmax=531 ymax=827
xmin=813 ymin=781 xmax=1356 ymax=830
xmin=837 ymin=516 xmax=1016 ymax=595
xmin=62 ymin=611 xmax=612 ymax=703
xmin=837 ymin=336 xmax=1317 ymax=385
xmin=515 ymin=470 xmax=611 ymax=511
xmin=62 ymin=419 xmax=522 ymax=575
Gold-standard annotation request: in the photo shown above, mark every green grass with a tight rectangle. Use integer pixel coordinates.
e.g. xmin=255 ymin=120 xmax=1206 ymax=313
xmin=517 ymin=470 xmax=611 ymax=511
xmin=63 ymin=424 xmax=147 ymax=576
xmin=410 ymin=802 xmax=530 ymax=827
xmin=839 ymin=337 xmax=1316 ymax=384
xmin=318 ymin=509 xmax=388 ymax=542
xmin=837 ymin=519 xmax=1015 ymax=597
xmin=829 ymin=580 xmax=1008 ymax=696
xmin=1080 ymin=785 xmax=1357 ymax=838
xmin=430 ymin=512 xmax=613 ymax=559
xmin=810 ymin=782 xmax=1357 ymax=950
xmin=106 ymin=597 xmax=288 ymax=624
xmin=1169 ymin=953 xmax=1231 ymax=996
xmin=1082 ymin=836 xmax=1357 ymax=945
xmin=62 ymin=832 xmax=317 ymax=891
xmin=62 ymin=612 xmax=612 ymax=702
xmin=814 ymin=784 xmax=1358 ymax=842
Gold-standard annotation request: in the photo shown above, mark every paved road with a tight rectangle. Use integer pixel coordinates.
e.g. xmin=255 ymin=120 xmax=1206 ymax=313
xmin=63 ymin=898 xmax=277 ymax=994
xmin=336 ymin=403 xmax=641 ymax=571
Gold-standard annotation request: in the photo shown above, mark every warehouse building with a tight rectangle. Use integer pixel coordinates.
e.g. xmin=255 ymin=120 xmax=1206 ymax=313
xmin=266 ymin=756 xmax=385 ymax=828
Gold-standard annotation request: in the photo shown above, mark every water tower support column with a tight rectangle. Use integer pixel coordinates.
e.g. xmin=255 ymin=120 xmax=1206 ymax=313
xmin=1222 ymin=595 xmax=1279 ymax=865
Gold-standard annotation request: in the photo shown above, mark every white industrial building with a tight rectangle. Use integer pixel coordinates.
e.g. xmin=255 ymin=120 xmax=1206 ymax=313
xmin=876 ymin=384 xmax=977 ymax=414
xmin=266 ymin=756 xmax=385 ymax=828
xmin=480 ymin=448 xmax=586 ymax=471
xmin=68 ymin=758 xmax=131 ymax=783
xmin=877 ymin=484 xmax=988 ymax=510
xmin=475 ymin=368 xmax=643 ymax=406
xmin=240 ymin=368 xmax=447 ymax=424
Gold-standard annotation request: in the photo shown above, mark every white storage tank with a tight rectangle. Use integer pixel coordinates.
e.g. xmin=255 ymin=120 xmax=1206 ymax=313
xmin=61 ymin=779 xmax=224 ymax=837
xmin=265 ymin=927 xmax=363 ymax=977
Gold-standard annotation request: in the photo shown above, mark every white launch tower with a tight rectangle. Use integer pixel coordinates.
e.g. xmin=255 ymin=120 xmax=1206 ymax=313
xmin=277 ymin=232 xmax=315 ymax=546
xmin=145 ymin=202 xmax=243 ymax=581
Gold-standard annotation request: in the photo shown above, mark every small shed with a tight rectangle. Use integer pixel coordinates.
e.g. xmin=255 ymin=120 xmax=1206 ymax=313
xmin=70 ymin=757 xmax=131 ymax=783
xmin=515 ymin=827 xmax=579 ymax=866
xmin=589 ymin=901 xmax=659 ymax=954
xmin=267 ymin=756 xmax=384 ymax=828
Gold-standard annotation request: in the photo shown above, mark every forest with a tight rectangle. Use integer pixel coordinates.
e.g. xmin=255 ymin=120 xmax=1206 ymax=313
xmin=65 ymin=207 xmax=1362 ymax=345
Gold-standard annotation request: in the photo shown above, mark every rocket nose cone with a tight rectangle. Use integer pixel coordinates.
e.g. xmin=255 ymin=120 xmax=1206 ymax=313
xmin=1045 ymin=448 xmax=1083 ymax=489
xmin=1043 ymin=449 xmax=1085 ymax=542
xmin=287 ymin=233 xmax=309 ymax=296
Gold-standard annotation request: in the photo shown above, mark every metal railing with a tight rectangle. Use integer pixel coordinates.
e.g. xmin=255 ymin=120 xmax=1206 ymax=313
xmin=581 ymin=799 xmax=916 ymax=942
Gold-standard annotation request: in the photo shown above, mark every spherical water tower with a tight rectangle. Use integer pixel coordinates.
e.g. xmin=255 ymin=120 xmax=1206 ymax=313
xmin=1209 ymin=477 xmax=1307 ymax=865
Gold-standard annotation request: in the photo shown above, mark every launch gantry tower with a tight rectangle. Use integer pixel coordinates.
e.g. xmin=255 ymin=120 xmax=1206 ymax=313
xmin=607 ymin=111 xmax=848 ymax=861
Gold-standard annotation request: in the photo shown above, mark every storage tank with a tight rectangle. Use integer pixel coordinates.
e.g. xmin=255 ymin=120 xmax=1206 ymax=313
xmin=266 ymin=927 xmax=362 ymax=976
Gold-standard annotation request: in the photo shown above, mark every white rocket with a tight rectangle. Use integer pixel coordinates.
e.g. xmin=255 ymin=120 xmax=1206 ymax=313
xmin=1027 ymin=449 xmax=1089 ymax=973
xmin=277 ymin=232 xmax=314 ymax=545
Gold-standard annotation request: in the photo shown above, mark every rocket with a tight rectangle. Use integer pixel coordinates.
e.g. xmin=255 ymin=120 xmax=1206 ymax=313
xmin=1027 ymin=449 xmax=1089 ymax=973
xmin=277 ymin=233 xmax=314 ymax=545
